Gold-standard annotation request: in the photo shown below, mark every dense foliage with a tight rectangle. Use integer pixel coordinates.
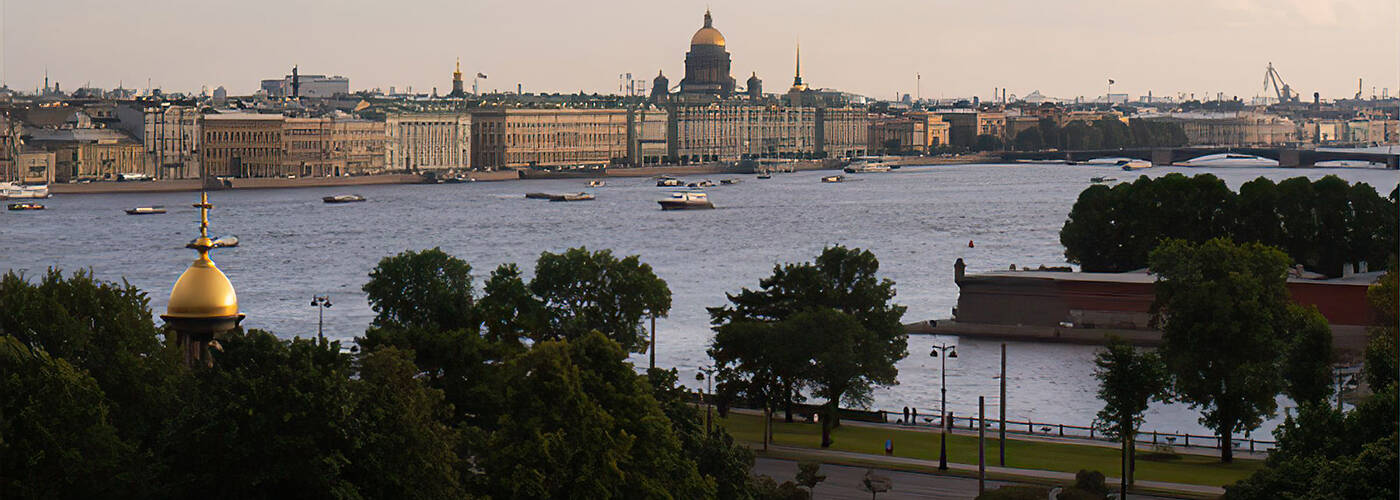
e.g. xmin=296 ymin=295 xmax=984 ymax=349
xmin=1091 ymin=336 xmax=1169 ymax=491
xmin=1062 ymin=173 xmax=1397 ymax=276
xmin=1149 ymin=238 xmax=1334 ymax=463
xmin=1021 ymin=116 xmax=1187 ymax=152
xmin=708 ymin=246 xmax=908 ymax=448
xmin=1225 ymin=265 xmax=1398 ymax=499
xmin=0 ymin=246 xmax=755 ymax=499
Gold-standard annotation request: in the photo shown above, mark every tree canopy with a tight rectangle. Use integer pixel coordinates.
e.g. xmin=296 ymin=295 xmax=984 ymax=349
xmin=1062 ymin=174 xmax=1396 ymax=276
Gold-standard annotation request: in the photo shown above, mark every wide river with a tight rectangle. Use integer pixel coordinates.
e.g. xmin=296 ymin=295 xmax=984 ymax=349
xmin=4 ymin=163 xmax=1396 ymax=441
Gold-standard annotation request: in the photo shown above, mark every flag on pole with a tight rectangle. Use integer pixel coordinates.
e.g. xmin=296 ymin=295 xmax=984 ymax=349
xmin=477 ymin=73 xmax=488 ymax=79
xmin=1108 ymin=79 xmax=1115 ymax=85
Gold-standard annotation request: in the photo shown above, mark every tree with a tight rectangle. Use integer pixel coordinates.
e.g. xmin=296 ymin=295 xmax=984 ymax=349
xmin=476 ymin=263 xmax=545 ymax=346
xmin=530 ymin=247 xmax=672 ymax=353
xmin=795 ymin=461 xmax=827 ymax=496
xmin=1013 ymin=127 xmax=1044 ymax=151
xmin=363 ymin=247 xmax=476 ymax=332
xmin=709 ymin=246 xmax=908 ymax=426
xmin=480 ymin=331 xmax=713 ymax=499
xmin=1234 ymin=177 xmax=1282 ymax=248
xmin=973 ymin=134 xmax=1003 ymax=152
xmin=795 ymin=308 xmax=899 ymax=448
xmin=647 ymin=368 xmax=758 ymax=500
xmin=1363 ymin=261 xmax=1398 ymax=392
xmin=1280 ymin=305 xmax=1333 ymax=405
xmin=0 ymin=336 xmax=136 ymax=498
xmin=1092 ymin=336 xmax=1168 ymax=494
xmin=1149 ymin=238 xmax=1294 ymax=463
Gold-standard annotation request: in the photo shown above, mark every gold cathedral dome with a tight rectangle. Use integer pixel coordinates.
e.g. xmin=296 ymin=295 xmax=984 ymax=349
xmin=690 ymin=9 xmax=726 ymax=47
xmin=165 ymin=192 xmax=239 ymax=319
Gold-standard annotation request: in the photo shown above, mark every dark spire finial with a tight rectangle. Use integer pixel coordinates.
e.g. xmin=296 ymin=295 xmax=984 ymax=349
xmin=703 ymin=9 xmax=713 ymax=28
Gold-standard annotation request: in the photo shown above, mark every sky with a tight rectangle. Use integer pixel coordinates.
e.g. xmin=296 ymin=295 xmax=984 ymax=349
xmin=5 ymin=0 xmax=1398 ymax=102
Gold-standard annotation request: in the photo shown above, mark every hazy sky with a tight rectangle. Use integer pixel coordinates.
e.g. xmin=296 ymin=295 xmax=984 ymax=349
xmin=6 ymin=0 xmax=1398 ymax=101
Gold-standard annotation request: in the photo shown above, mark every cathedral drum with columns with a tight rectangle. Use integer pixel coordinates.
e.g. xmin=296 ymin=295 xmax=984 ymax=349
xmin=679 ymin=10 xmax=735 ymax=97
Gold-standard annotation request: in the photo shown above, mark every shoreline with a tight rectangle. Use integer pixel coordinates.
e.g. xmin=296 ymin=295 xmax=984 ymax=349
xmin=39 ymin=152 xmax=1031 ymax=195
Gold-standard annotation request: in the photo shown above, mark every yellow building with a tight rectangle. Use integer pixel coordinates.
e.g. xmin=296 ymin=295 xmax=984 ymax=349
xmin=386 ymin=112 xmax=471 ymax=171
xmin=472 ymin=108 xmax=630 ymax=169
xmin=27 ymin=128 xmax=150 ymax=182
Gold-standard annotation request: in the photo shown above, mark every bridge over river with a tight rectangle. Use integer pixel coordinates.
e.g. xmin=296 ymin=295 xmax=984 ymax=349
xmin=1002 ymin=146 xmax=1399 ymax=169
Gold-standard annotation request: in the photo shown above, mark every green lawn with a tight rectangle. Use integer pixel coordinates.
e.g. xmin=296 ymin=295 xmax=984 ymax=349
xmin=717 ymin=412 xmax=1262 ymax=488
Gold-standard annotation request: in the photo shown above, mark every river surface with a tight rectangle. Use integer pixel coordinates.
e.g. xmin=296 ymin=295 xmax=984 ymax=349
xmin=3 ymin=163 xmax=1396 ymax=440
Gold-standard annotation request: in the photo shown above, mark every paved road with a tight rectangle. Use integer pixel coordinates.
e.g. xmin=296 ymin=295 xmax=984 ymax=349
xmin=755 ymin=450 xmax=1199 ymax=499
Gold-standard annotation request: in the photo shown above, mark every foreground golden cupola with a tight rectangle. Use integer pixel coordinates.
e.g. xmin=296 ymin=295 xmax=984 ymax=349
xmin=162 ymin=191 xmax=243 ymax=367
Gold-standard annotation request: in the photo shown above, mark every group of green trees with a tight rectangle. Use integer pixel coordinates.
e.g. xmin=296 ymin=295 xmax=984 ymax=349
xmin=0 ymin=247 xmax=817 ymax=499
xmin=1012 ymin=117 xmax=1188 ymax=152
xmin=707 ymin=246 xmax=909 ymax=449
xmin=1062 ymin=173 xmax=1398 ymax=276
xmin=1091 ymin=238 xmax=1395 ymax=497
xmin=1225 ymin=263 xmax=1398 ymax=499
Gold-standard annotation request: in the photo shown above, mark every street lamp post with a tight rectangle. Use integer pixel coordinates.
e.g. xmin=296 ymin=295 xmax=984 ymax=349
xmin=931 ymin=343 xmax=958 ymax=471
xmin=310 ymin=295 xmax=332 ymax=337
xmin=697 ymin=367 xmax=715 ymax=435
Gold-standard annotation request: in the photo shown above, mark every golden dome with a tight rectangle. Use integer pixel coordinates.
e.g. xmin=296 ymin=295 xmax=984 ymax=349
xmin=165 ymin=192 xmax=239 ymax=319
xmin=690 ymin=10 xmax=725 ymax=47
xmin=166 ymin=252 xmax=239 ymax=319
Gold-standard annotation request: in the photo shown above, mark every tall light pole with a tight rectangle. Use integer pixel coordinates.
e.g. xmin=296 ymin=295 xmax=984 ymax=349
xmin=696 ymin=367 xmax=715 ymax=434
xmin=310 ymin=295 xmax=332 ymax=337
xmin=930 ymin=342 xmax=958 ymax=471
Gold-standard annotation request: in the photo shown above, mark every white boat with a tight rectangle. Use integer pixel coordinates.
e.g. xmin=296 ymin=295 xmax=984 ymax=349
xmin=323 ymin=194 xmax=366 ymax=203
xmin=125 ymin=206 xmax=167 ymax=215
xmin=844 ymin=160 xmax=893 ymax=173
xmin=657 ymin=177 xmax=684 ymax=187
xmin=1118 ymin=159 xmax=1152 ymax=171
xmin=658 ymin=191 xmax=714 ymax=210
xmin=0 ymin=182 xmax=50 ymax=199
xmin=821 ymin=175 xmax=847 ymax=183
xmin=588 ymin=179 xmax=606 ymax=187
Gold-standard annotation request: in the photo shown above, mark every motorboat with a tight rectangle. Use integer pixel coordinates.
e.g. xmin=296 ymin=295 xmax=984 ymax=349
xmin=844 ymin=160 xmax=893 ymax=173
xmin=588 ymin=179 xmax=606 ymax=187
xmin=125 ymin=206 xmax=167 ymax=215
xmin=658 ymin=191 xmax=714 ymax=210
xmin=719 ymin=178 xmax=742 ymax=185
xmin=0 ymin=182 xmax=50 ymax=199
xmin=1117 ymin=159 xmax=1152 ymax=171
xmin=687 ymin=180 xmax=717 ymax=188
xmin=549 ymin=192 xmax=595 ymax=202
xmin=1089 ymin=177 xmax=1117 ymax=184
xmin=657 ymin=177 xmax=684 ymax=187
xmin=8 ymin=202 xmax=44 ymax=211
xmin=192 ymin=235 xmax=240 ymax=248
xmin=525 ymin=192 xmax=554 ymax=200
xmin=323 ymin=194 xmax=366 ymax=203
xmin=821 ymin=175 xmax=847 ymax=183
xmin=756 ymin=173 xmax=772 ymax=179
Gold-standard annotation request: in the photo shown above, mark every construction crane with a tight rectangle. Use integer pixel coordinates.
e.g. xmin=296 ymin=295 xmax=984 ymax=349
xmin=1263 ymin=62 xmax=1297 ymax=103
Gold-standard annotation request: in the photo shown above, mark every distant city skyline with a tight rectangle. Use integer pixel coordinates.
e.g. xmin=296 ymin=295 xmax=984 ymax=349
xmin=5 ymin=0 xmax=1398 ymax=101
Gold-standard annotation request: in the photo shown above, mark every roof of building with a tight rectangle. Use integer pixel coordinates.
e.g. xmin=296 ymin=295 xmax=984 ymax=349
xmin=965 ymin=269 xmax=1382 ymax=287
xmin=202 ymin=112 xmax=286 ymax=121
xmin=26 ymin=127 xmax=137 ymax=144
xmin=691 ymin=10 xmax=725 ymax=47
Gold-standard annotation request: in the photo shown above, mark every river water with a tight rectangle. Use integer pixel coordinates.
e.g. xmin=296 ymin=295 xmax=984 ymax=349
xmin=3 ymin=163 xmax=1395 ymax=440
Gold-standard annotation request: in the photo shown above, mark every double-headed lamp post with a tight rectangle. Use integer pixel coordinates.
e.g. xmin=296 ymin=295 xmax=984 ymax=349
xmin=310 ymin=295 xmax=332 ymax=337
xmin=696 ymin=367 xmax=716 ymax=435
xmin=931 ymin=343 xmax=958 ymax=471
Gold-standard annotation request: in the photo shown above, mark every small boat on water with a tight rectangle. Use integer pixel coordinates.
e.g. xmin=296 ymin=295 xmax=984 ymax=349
xmin=1089 ymin=177 xmax=1117 ymax=184
xmin=658 ymin=191 xmax=714 ymax=210
xmin=8 ymin=202 xmax=45 ymax=211
xmin=525 ymin=192 xmax=553 ymax=200
xmin=1118 ymin=159 xmax=1152 ymax=171
xmin=550 ymin=192 xmax=595 ymax=202
xmin=756 ymin=173 xmax=772 ymax=179
xmin=844 ymin=160 xmax=893 ymax=173
xmin=125 ymin=206 xmax=167 ymax=215
xmin=192 ymin=235 xmax=240 ymax=248
xmin=821 ymin=175 xmax=847 ymax=183
xmin=719 ymin=178 xmax=742 ymax=185
xmin=687 ymin=180 xmax=717 ymax=188
xmin=323 ymin=194 xmax=366 ymax=203
xmin=657 ymin=176 xmax=684 ymax=187
xmin=588 ymin=179 xmax=606 ymax=187
xmin=0 ymin=182 xmax=50 ymax=199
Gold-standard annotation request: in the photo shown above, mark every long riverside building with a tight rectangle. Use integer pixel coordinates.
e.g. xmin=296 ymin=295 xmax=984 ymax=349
xmin=386 ymin=112 xmax=472 ymax=171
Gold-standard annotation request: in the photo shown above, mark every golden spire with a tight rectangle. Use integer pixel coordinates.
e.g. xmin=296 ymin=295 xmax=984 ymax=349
xmin=454 ymin=58 xmax=462 ymax=79
xmin=790 ymin=41 xmax=807 ymax=92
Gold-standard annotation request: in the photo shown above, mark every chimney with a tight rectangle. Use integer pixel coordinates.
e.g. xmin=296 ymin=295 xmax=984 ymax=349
xmin=954 ymin=258 xmax=967 ymax=283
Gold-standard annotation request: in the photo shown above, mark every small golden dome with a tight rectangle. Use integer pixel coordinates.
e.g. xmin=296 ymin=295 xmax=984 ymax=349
xmin=166 ymin=253 xmax=239 ymax=319
xmin=165 ymin=192 xmax=239 ymax=320
xmin=690 ymin=10 xmax=725 ymax=47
